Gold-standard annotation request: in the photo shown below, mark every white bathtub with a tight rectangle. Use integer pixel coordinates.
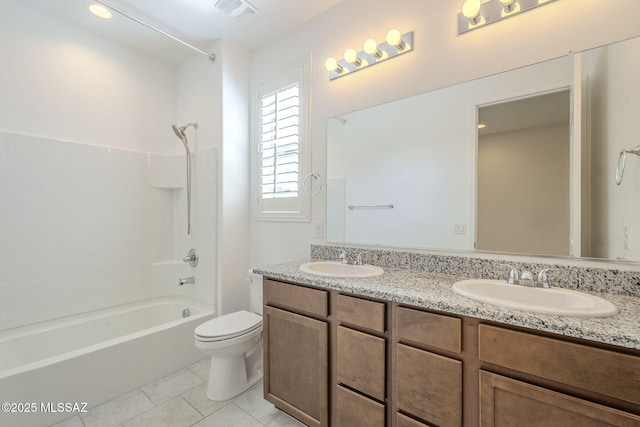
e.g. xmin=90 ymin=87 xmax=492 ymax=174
xmin=0 ymin=296 xmax=214 ymax=427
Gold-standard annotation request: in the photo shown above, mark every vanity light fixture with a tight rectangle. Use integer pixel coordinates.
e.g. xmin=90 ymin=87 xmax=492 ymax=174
xmin=457 ymin=0 xmax=557 ymax=34
xmin=325 ymin=29 xmax=414 ymax=80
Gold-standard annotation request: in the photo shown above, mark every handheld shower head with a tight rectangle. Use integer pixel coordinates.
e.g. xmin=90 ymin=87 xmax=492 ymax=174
xmin=171 ymin=122 xmax=198 ymax=235
xmin=172 ymin=122 xmax=197 ymax=153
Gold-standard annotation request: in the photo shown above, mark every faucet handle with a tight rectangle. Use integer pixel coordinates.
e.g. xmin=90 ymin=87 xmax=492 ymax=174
xmin=339 ymin=250 xmax=353 ymax=264
xmin=537 ymin=268 xmax=555 ymax=288
xmin=500 ymin=264 xmax=519 ymax=284
xmin=355 ymin=251 xmax=368 ymax=265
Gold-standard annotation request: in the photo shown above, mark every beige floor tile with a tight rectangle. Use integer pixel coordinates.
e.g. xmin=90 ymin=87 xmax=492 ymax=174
xmin=80 ymin=389 xmax=155 ymax=427
xmin=187 ymin=357 xmax=211 ymax=381
xmin=192 ymin=403 xmax=262 ymax=427
xmin=122 ymin=397 xmax=202 ymax=427
xmin=181 ymin=382 xmax=232 ymax=416
xmin=140 ymin=368 xmax=203 ymax=405
xmin=233 ymin=382 xmax=280 ymax=424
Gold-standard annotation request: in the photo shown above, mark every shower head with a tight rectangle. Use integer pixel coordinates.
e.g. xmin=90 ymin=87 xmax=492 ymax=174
xmin=172 ymin=122 xmax=198 ymax=153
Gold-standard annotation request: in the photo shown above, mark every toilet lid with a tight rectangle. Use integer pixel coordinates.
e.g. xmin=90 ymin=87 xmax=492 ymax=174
xmin=195 ymin=310 xmax=262 ymax=341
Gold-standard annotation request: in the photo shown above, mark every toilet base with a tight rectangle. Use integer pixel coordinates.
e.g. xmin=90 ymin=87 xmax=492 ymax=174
xmin=206 ymin=346 xmax=263 ymax=401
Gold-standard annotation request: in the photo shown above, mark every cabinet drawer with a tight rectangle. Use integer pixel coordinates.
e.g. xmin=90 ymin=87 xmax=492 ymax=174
xmin=397 ymin=344 xmax=462 ymax=427
xmin=264 ymin=279 xmax=328 ymax=318
xmin=336 ymin=386 xmax=385 ymax=427
xmin=396 ymin=307 xmax=461 ymax=353
xmin=337 ymin=326 xmax=386 ymax=401
xmin=336 ymin=294 xmax=385 ymax=333
xmin=480 ymin=371 xmax=640 ymax=426
xmin=478 ymin=324 xmax=640 ymax=406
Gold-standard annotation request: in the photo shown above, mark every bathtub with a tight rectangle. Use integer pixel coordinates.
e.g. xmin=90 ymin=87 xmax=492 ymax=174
xmin=0 ymin=296 xmax=214 ymax=427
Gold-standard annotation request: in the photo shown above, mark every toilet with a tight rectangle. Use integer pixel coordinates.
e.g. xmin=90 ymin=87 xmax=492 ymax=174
xmin=194 ymin=271 xmax=263 ymax=401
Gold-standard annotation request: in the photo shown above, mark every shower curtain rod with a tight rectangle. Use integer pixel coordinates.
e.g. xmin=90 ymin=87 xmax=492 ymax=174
xmin=95 ymin=1 xmax=216 ymax=62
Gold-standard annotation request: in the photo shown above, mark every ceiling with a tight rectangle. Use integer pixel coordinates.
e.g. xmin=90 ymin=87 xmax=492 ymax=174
xmin=14 ymin=0 xmax=344 ymax=64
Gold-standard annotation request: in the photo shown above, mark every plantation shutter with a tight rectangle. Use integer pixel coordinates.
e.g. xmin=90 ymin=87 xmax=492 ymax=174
xmin=260 ymin=83 xmax=300 ymax=199
xmin=255 ymin=58 xmax=310 ymax=221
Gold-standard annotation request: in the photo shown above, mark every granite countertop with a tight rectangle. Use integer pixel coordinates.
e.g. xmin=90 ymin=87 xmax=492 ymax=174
xmin=255 ymin=259 xmax=640 ymax=351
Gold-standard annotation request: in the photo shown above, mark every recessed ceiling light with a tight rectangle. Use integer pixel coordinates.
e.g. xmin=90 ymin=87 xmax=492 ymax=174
xmin=477 ymin=123 xmax=487 ymax=129
xmin=89 ymin=4 xmax=112 ymax=19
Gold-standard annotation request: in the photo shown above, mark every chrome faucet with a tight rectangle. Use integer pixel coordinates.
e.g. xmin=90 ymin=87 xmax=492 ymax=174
xmin=339 ymin=250 xmax=354 ymax=265
xmin=339 ymin=250 xmax=368 ymax=265
xmin=501 ymin=265 xmax=554 ymax=288
xmin=179 ymin=276 xmax=195 ymax=286
xmin=183 ymin=249 xmax=198 ymax=267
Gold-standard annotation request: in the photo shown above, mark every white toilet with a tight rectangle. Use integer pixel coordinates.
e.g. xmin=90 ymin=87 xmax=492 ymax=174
xmin=194 ymin=272 xmax=263 ymax=401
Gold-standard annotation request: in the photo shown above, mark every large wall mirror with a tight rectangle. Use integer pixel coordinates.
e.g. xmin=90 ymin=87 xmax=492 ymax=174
xmin=326 ymin=35 xmax=640 ymax=262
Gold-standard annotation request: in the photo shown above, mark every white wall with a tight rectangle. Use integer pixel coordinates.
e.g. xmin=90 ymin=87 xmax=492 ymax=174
xmin=174 ymin=39 xmax=251 ymax=315
xmin=0 ymin=1 xmax=177 ymax=154
xmin=218 ymin=41 xmax=251 ymax=314
xmin=249 ymin=0 xmax=640 ymax=268
xmin=587 ymin=37 xmax=640 ymax=261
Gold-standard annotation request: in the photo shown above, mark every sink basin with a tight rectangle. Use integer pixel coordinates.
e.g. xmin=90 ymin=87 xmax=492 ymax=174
xmin=299 ymin=261 xmax=384 ymax=278
xmin=452 ymin=279 xmax=617 ymax=317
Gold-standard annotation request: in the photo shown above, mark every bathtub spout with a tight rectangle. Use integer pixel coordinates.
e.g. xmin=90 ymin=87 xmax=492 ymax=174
xmin=179 ymin=276 xmax=195 ymax=286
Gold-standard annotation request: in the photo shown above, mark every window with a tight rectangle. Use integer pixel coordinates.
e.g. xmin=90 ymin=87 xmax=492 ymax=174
xmin=255 ymin=59 xmax=310 ymax=221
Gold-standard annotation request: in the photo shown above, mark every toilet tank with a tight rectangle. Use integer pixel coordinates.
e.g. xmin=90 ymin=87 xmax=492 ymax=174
xmin=248 ymin=270 xmax=263 ymax=315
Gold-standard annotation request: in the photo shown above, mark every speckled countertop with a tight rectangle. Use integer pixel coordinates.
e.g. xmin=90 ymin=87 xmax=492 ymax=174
xmin=255 ymin=259 xmax=640 ymax=351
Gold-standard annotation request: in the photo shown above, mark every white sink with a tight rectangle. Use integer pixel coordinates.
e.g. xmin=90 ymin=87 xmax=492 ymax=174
xmin=299 ymin=261 xmax=384 ymax=278
xmin=452 ymin=279 xmax=618 ymax=317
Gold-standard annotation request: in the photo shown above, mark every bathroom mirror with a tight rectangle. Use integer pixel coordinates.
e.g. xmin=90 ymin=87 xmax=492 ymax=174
xmin=326 ymin=35 xmax=640 ymax=262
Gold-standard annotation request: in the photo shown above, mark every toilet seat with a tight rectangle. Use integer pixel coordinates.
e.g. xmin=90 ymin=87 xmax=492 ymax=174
xmin=195 ymin=310 xmax=262 ymax=342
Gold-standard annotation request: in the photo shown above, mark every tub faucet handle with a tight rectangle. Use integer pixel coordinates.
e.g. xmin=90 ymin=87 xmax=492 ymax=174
xmin=183 ymin=249 xmax=198 ymax=267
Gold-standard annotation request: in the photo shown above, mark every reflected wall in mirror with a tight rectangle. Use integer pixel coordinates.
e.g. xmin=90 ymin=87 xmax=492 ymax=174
xmin=476 ymin=90 xmax=571 ymax=256
xmin=326 ymin=35 xmax=640 ymax=262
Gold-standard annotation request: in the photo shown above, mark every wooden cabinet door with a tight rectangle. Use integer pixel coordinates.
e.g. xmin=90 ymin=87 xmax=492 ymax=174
xmin=480 ymin=371 xmax=640 ymax=427
xmin=396 ymin=344 xmax=462 ymax=427
xmin=264 ymin=306 xmax=328 ymax=427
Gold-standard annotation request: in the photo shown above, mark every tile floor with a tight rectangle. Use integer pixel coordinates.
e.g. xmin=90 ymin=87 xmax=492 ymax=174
xmin=50 ymin=358 xmax=306 ymax=427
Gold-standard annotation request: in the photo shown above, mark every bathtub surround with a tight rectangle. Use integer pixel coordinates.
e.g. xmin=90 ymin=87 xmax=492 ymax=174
xmin=0 ymin=132 xmax=218 ymax=331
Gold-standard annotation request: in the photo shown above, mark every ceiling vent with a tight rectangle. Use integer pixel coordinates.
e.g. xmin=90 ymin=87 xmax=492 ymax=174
xmin=215 ymin=0 xmax=257 ymax=22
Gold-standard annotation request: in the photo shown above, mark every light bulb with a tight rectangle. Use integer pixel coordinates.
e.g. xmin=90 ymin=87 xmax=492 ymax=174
xmin=462 ymin=0 xmax=481 ymax=23
xmin=363 ymin=38 xmax=382 ymax=58
xmin=324 ymin=57 xmax=342 ymax=73
xmin=499 ymin=0 xmax=517 ymax=13
xmin=89 ymin=4 xmax=112 ymax=19
xmin=344 ymin=48 xmax=362 ymax=66
xmin=386 ymin=29 xmax=405 ymax=50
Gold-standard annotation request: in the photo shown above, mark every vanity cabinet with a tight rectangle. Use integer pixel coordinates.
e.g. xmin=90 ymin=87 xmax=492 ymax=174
xmin=263 ymin=279 xmax=329 ymax=427
xmin=478 ymin=324 xmax=640 ymax=426
xmin=263 ymin=278 xmax=640 ymax=427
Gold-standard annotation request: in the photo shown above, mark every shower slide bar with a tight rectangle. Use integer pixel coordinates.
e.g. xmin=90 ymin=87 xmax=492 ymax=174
xmin=615 ymin=145 xmax=640 ymax=185
xmin=95 ymin=1 xmax=216 ymax=62
xmin=348 ymin=204 xmax=394 ymax=210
